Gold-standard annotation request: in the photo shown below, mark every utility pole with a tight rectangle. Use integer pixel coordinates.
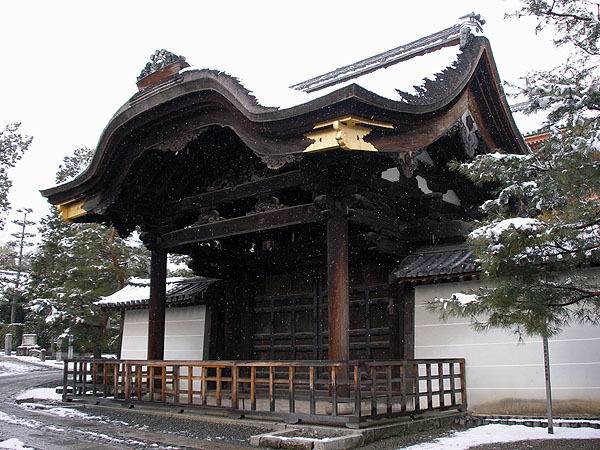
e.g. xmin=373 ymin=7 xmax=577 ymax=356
xmin=10 ymin=208 xmax=34 ymax=324
xmin=543 ymin=334 xmax=554 ymax=434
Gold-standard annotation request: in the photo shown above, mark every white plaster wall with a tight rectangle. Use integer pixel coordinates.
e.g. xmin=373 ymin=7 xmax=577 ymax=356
xmin=120 ymin=305 xmax=207 ymax=361
xmin=414 ymin=275 xmax=600 ymax=411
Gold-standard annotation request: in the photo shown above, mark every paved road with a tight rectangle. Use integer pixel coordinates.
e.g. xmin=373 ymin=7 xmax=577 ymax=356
xmin=0 ymin=356 xmax=268 ymax=449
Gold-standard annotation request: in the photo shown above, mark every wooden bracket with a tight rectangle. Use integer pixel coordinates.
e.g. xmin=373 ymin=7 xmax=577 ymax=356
xmin=304 ymin=116 xmax=393 ymax=153
xmin=57 ymin=199 xmax=87 ymax=222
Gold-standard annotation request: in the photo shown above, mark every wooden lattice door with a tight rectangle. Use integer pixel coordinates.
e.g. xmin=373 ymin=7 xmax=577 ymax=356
xmin=253 ymin=269 xmax=396 ymax=361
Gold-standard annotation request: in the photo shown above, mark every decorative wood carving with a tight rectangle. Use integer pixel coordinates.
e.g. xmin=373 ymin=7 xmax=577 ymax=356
xmin=398 ymin=152 xmax=419 ymax=178
xmin=196 ymin=209 xmax=222 ymax=224
xmin=162 ymin=170 xmax=312 ymax=216
xmin=247 ymin=196 xmax=285 ymax=215
xmin=154 ymin=132 xmax=199 ymax=153
xmin=382 ymin=151 xmax=420 ymax=179
xmin=198 ymin=158 xmax=266 ymax=194
xmin=459 ymin=112 xmax=479 ymax=157
xmin=342 ymin=194 xmax=376 ymax=211
xmin=138 ymin=49 xmax=188 ymax=81
xmin=257 ymin=153 xmax=303 ymax=170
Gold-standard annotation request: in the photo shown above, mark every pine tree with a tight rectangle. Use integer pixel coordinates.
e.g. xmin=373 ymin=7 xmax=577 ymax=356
xmin=8 ymin=208 xmax=35 ymax=324
xmin=26 ymin=148 xmax=151 ymax=355
xmin=0 ymin=243 xmax=19 ymax=323
xmin=431 ymin=0 xmax=600 ymax=338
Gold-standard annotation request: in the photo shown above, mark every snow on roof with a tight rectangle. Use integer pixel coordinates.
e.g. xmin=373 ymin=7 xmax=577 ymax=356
xmin=179 ymin=20 xmax=475 ymax=110
xmin=290 ymin=21 xmax=472 ymax=93
xmin=97 ymin=276 xmax=218 ymax=308
xmin=245 ymin=42 xmax=462 ymax=110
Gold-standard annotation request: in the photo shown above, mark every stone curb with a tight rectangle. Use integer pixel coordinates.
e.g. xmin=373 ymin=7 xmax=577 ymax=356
xmin=462 ymin=415 xmax=600 ymax=429
xmin=251 ymin=428 xmax=364 ymax=450
xmin=251 ymin=412 xmax=465 ymax=449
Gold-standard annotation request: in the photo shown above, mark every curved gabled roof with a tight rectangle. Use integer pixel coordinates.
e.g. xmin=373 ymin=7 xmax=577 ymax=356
xmin=41 ymin=32 xmax=527 ymax=223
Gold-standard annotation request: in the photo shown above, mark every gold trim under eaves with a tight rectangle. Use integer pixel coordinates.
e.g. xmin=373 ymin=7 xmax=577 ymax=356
xmin=57 ymin=200 xmax=87 ymax=222
xmin=304 ymin=116 xmax=393 ymax=153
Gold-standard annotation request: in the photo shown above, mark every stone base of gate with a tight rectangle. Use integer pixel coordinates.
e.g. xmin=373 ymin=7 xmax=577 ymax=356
xmin=251 ymin=410 xmax=466 ymax=449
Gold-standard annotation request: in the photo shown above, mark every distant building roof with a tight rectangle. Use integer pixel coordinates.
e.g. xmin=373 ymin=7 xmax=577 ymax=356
xmin=97 ymin=277 xmax=220 ymax=310
xmin=393 ymin=246 xmax=479 ymax=281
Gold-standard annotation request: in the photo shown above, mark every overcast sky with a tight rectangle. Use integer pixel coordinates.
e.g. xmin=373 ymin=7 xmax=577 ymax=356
xmin=0 ymin=0 xmax=565 ymax=245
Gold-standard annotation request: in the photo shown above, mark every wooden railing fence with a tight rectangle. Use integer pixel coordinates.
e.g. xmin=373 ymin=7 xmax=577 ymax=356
xmin=63 ymin=359 xmax=466 ymax=427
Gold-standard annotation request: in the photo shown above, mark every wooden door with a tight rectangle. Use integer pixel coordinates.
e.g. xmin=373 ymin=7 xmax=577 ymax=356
xmin=252 ymin=268 xmax=398 ymax=361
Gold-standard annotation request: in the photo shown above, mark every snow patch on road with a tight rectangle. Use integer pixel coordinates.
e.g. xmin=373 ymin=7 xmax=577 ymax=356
xmin=0 ymin=411 xmax=43 ymax=429
xmin=0 ymin=362 xmax=42 ymax=377
xmin=0 ymin=409 xmax=175 ymax=448
xmin=0 ymin=356 xmax=62 ymax=378
xmin=16 ymin=387 xmax=61 ymax=401
xmin=0 ymin=438 xmax=33 ymax=450
xmin=4 ymin=355 xmax=63 ymax=369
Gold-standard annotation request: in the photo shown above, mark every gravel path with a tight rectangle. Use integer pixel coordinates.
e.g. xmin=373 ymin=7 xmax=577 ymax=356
xmin=44 ymin=390 xmax=600 ymax=450
xmin=64 ymin=403 xmax=274 ymax=448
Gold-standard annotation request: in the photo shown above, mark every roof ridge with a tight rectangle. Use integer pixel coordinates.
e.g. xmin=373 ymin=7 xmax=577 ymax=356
xmin=289 ymin=17 xmax=482 ymax=94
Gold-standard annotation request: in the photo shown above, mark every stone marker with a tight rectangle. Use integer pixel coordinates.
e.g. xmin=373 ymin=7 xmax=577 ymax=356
xmin=22 ymin=334 xmax=37 ymax=346
xmin=4 ymin=333 xmax=11 ymax=356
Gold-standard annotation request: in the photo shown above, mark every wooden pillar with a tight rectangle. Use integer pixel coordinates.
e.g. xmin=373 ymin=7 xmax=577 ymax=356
xmin=117 ymin=311 xmax=125 ymax=360
xmin=388 ymin=283 xmax=402 ymax=360
xmin=402 ymin=284 xmax=415 ymax=360
xmin=148 ymin=248 xmax=167 ymax=360
xmin=223 ymin=272 xmax=254 ymax=360
xmin=388 ymin=282 xmax=415 ymax=360
xmin=327 ymin=213 xmax=350 ymax=362
xmin=327 ymin=207 xmax=350 ymax=397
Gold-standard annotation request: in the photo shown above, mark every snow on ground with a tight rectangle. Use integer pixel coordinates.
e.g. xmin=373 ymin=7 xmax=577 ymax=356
xmin=0 ymin=411 xmax=44 ymax=430
xmin=0 ymin=355 xmax=62 ymax=377
xmin=402 ymin=424 xmax=600 ymax=449
xmin=485 ymin=417 xmax=600 ymax=426
xmin=0 ymin=410 xmax=146 ymax=448
xmin=0 ymin=362 xmax=38 ymax=377
xmin=5 ymin=355 xmax=63 ymax=369
xmin=0 ymin=438 xmax=33 ymax=450
xmin=19 ymin=402 xmax=109 ymax=421
xmin=16 ymin=388 xmax=61 ymax=401
xmin=15 ymin=388 xmax=130 ymax=425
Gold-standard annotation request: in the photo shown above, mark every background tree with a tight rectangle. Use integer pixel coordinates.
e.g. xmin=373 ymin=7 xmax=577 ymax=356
xmin=431 ymin=0 xmax=600 ymax=338
xmin=0 ymin=243 xmax=19 ymax=323
xmin=9 ymin=208 xmax=35 ymax=324
xmin=0 ymin=123 xmax=32 ymax=229
xmin=26 ymin=148 xmax=151 ymax=356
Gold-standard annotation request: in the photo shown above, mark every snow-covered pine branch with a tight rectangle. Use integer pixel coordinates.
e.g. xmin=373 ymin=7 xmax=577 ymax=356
xmin=432 ymin=1 xmax=600 ymax=338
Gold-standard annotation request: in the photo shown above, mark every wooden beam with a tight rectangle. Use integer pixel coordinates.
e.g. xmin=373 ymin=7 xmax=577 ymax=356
xmin=160 ymin=203 xmax=323 ymax=249
xmin=401 ymin=219 xmax=472 ymax=243
xmin=162 ymin=170 xmax=312 ymax=216
xmin=147 ymin=248 xmax=167 ymax=360
xmin=349 ymin=208 xmax=404 ymax=235
xmin=184 ymin=232 xmax=407 ymax=275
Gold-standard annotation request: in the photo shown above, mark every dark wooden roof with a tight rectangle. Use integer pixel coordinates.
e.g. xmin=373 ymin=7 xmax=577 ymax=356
xmin=42 ymin=37 xmax=525 ymax=198
xmin=97 ymin=276 xmax=220 ymax=311
xmin=40 ymin=27 xmax=528 ymax=254
xmin=393 ymin=246 xmax=479 ymax=281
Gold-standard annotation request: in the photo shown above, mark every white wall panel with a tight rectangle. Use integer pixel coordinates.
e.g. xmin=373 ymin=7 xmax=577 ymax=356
xmin=413 ymin=272 xmax=600 ymax=412
xmin=120 ymin=305 xmax=207 ymax=361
